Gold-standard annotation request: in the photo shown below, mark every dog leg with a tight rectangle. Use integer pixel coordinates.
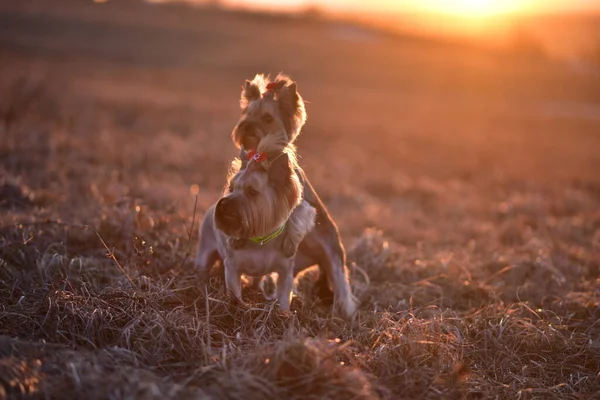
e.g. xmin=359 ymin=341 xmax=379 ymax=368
xmin=259 ymin=273 xmax=278 ymax=301
xmin=323 ymin=254 xmax=358 ymax=319
xmin=195 ymin=247 xmax=219 ymax=282
xmin=195 ymin=206 xmax=220 ymax=281
xmin=315 ymin=270 xmax=334 ymax=305
xmin=283 ymin=200 xmax=317 ymax=258
xmin=282 ymin=235 xmax=299 ymax=258
xmin=276 ymin=264 xmax=294 ymax=311
xmin=224 ymin=262 xmax=243 ymax=303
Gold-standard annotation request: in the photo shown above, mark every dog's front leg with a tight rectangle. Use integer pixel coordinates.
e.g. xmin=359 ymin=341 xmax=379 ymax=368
xmin=282 ymin=235 xmax=300 ymax=258
xmin=196 ymin=207 xmax=220 ymax=281
xmin=224 ymin=261 xmax=243 ymax=303
xmin=282 ymin=201 xmax=317 ymax=258
xmin=276 ymin=263 xmax=294 ymax=311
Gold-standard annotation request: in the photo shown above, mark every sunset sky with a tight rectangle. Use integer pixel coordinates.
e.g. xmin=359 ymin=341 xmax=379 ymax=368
xmin=145 ymin=0 xmax=600 ymax=45
xmin=206 ymin=0 xmax=600 ymax=42
xmin=192 ymin=0 xmax=600 ymax=45
xmin=221 ymin=0 xmax=600 ymax=15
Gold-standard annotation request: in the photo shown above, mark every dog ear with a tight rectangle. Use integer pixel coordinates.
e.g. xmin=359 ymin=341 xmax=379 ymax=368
xmin=276 ymin=79 xmax=306 ymax=143
xmin=240 ymin=80 xmax=260 ymax=109
xmin=268 ymin=153 xmax=290 ymax=188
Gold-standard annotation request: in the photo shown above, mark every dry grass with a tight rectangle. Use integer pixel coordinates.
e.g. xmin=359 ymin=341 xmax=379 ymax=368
xmin=1 ymin=1 xmax=600 ymax=399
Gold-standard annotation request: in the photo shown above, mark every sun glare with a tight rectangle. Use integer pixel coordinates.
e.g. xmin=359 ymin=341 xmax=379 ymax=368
xmin=418 ymin=0 xmax=532 ymax=17
xmin=453 ymin=0 xmax=505 ymax=16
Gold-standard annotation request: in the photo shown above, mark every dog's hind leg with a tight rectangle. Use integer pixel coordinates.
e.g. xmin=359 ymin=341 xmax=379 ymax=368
xmin=314 ymin=269 xmax=333 ymax=305
xmin=321 ymin=252 xmax=358 ymax=319
xmin=259 ymin=273 xmax=278 ymax=301
xmin=294 ymin=239 xmax=335 ymax=305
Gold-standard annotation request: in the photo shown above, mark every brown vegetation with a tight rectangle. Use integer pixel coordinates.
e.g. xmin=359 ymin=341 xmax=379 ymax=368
xmin=1 ymin=1 xmax=599 ymax=398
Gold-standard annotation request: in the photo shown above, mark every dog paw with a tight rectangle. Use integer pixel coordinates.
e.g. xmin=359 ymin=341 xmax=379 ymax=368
xmin=277 ymin=308 xmax=294 ymax=320
xmin=336 ymin=295 xmax=359 ymax=320
xmin=229 ymin=295 xmax=249 ymax=310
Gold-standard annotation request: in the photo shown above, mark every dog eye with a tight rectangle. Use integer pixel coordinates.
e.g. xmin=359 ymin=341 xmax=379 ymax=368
xmin=247 ymin=188 xmax=259 ymax=197
xmin=262 ymin=114 xmax=274 ymax=123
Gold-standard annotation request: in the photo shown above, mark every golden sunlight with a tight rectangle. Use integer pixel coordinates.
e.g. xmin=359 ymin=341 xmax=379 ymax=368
xmin=416 ymin=0 xmax=534 ymax=17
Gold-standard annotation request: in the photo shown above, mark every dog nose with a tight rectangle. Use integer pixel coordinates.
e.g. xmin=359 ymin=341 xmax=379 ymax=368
xmin=217 ymin=198 xmax=238 ymax=219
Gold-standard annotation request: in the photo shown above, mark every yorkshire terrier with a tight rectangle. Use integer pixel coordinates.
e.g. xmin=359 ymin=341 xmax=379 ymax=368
xmin=195 ymin=139 xmax=316 ymax=311
xmin=226 ymin=74 xmax=358 ymax=318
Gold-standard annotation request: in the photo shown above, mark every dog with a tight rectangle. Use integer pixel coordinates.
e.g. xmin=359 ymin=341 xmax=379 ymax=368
xmin=232 ymin=73 xmax=305 ymax=151
xmin=195 ymin=139 xmax=316 ymax=311
xmin=228 ymin=73 xmax=358 ymax=318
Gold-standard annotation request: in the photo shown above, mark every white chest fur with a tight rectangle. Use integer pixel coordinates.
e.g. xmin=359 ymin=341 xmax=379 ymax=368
xmin=228 ymin=246 xmax=289 ymax=277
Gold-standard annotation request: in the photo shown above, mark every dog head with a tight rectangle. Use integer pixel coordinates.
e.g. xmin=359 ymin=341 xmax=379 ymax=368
xmin=231 ymin=73 xmax=306 ymax=151
xmin=214 ymin=146 xmax=303 ymax=239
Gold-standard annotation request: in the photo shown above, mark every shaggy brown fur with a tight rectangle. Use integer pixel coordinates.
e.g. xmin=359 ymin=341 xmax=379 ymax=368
xmin=217 ymin=143 xmax=302 ymax=239
xmin=195 ymin=140 xmax=317 ymax=310
xmin=225 ymin=132 xmax=310 ymax=258
xmin=233 ymin=73 xmax=306 ymax=150
xmin=230 ymin=74 xmax=358 ymax=318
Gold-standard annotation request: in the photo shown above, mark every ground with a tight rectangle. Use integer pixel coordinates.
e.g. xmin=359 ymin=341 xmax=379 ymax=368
xmin=0 ymin=1 xmax=599 ymax=399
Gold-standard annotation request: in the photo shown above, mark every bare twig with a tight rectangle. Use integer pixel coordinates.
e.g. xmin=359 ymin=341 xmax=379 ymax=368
xmin=180 ymin=194 xmax=199 ymax=268
xmin=94 ymin=228 xmax=134 ymax=285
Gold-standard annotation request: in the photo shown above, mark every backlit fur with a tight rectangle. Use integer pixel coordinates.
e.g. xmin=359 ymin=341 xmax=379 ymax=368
xmin=195 ymin=139 xmax=314 ymax=311
xmin=197 ymin=74 xmax=358 ymax=319
xmin=217 ymin=139 xmax=302 ymax=239
xmin=195 ymin=199 xmax=316 ymax=311
xmin=232 ymin=73 xmax=306 ymax=150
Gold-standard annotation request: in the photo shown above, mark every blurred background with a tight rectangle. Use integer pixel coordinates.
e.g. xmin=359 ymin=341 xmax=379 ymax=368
xmin=1 ymin=0 xmax=599 ymax=243
xmin=2 ymin=3 xmax=600 ymax=397
xmin=152 ymin=0 xmax=600 ymax=60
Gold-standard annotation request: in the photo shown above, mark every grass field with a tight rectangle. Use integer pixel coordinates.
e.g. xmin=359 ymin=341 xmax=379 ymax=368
xmin=1 ymin=1 xmax=599 ymax=398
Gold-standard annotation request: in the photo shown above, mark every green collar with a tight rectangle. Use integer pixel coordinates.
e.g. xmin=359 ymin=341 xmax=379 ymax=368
xmin=249 ymin=223 xmax=286 ymax=246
